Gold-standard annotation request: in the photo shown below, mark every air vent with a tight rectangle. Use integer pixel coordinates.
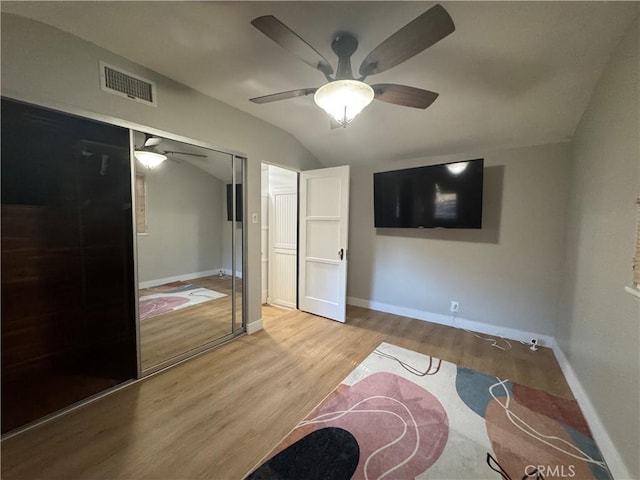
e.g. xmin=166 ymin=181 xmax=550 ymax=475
xmin=99 ymin=61 xmax=157 ymax=106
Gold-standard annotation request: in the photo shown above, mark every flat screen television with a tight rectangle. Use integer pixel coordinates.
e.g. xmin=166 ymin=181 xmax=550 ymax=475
xmin=374 ymin=159 xmax=484 ymax=228
xmin=226 ymin=184 xmax=242 ymax=221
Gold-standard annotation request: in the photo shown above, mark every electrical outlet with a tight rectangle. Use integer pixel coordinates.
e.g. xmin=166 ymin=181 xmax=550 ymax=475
xmin=450 ymin=301 xmax=459 ymax=313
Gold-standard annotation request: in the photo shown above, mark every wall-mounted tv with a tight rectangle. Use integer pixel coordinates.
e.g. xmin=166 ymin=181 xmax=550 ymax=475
xmin=226 ymin=184 xmax=242 ymax=221
xmin=374 ymin=159 xmax=484 ymax=229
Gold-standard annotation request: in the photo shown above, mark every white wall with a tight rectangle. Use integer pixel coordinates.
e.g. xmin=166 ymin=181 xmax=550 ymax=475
xmin=268 ymin=164 xmax=298 ymax=190
xmin=1 ymin=13 xmax=324 ymax=329
xmin=137 ymin=160 xmax=223 ymax=284
xmin=348 ymin=142 xmax=571 ymax=339
xmin=558 ymin=17 xmax=640 ymax=478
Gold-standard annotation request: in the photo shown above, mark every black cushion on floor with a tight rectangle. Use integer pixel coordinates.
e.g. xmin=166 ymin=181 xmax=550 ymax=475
xmin=246 ymin=427 xmax=360 ymax=480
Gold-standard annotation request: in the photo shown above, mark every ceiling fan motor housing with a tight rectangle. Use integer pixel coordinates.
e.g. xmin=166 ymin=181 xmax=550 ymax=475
xmin=332 ymin=33 xmax=359 ymax=80
xmin=249 ymin=5 xmax=455 ymax=121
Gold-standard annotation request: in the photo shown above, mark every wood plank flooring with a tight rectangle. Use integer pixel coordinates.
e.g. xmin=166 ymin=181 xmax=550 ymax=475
xmin=140 ymin=275 xmax=237 ymax=369
xmin=1 ymin=306 xmax=572 ymax=480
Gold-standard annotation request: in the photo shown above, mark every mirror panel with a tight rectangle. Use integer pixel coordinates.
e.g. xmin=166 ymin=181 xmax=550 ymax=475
xmin=134 ymin=131 xmax=242 ymax=371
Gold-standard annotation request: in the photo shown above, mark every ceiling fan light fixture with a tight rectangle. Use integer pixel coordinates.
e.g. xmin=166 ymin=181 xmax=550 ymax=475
xmin=135 ymin=150 xmax=167 ymax=169
xmin=314 ymin=79 xmax=374 ymax=126
xmin=144 ymin=136 xmax=163 ymax=147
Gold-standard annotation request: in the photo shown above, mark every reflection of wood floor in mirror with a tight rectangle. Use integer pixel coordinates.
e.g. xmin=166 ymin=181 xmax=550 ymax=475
xmin=140 ymin=275 xmax=240 ymax=370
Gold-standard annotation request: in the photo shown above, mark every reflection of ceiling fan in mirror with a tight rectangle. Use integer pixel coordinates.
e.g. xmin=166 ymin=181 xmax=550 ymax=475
xmin=249 ymin=3 xmax=455 ymax=127
xmin=134 ymin=134 xmax=207 ymax=169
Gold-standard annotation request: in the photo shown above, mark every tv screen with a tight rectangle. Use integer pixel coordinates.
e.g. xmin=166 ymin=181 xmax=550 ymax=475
xmin=226 ymin=184 xmax=242 ymax=221
xmin=374 ymin=159 xmax=483 ymax=228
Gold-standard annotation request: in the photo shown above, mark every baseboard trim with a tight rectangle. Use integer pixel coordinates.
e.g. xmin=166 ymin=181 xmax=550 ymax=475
xmin=220 ymin=268 xmax=243 ymax=279
xmin=246 ymin=318 xmax=263 ymax=334
xmin=139 ymin=269 xmax=222 ymax=289
xmin=551 ymin=341 xmax=631 ymax=479
xmin=270 ymin=300 xmax=296 ymax=309
xmin=346 ymin=296 xmax=629 ymax=477
xmin=346 ymin=297 xmax=553 ymax=347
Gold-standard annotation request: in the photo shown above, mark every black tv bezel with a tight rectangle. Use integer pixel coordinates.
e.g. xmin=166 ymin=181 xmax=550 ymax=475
xmin=373 ymin=158 xmax=484 ymax=229
xmin=226 ymin=183 xmax=243 ymax=222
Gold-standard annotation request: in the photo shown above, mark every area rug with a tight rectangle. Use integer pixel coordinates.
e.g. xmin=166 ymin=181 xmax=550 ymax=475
xmin=247 ymin=342 xmax=611 ymax=480
xmin=139 ymin=281 xmax=226 ymax=320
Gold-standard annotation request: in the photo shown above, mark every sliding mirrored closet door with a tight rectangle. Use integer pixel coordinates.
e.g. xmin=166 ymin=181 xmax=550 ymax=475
xmin=0 ymin=98 xmax=246 ymax=434
xmin=1 ymin=99 xmax=138 ymax=433
xmin=133 ymin=131 xmax=245 ymax=372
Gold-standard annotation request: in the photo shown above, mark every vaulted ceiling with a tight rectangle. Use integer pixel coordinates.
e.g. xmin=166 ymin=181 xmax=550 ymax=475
xmin=2 ymin=1 xmax=638 ymax=166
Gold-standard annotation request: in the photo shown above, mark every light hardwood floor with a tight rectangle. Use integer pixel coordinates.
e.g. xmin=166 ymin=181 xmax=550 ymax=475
xmin=140 ymin=275 xmax=239 ymax=369
xmin=1 ymin=306 xmax=572 ymax=480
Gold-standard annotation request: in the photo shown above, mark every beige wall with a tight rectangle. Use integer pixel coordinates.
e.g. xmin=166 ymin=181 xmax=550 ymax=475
xmin=558 ymin=17 xmax=640 ymax=477
xmin=1 ymin=13 xmax=323 ymax=329
xmin=348 ymin=142 xmax=571 ymax=337
xmin=137 ymin=160 xmax=224 ymax=284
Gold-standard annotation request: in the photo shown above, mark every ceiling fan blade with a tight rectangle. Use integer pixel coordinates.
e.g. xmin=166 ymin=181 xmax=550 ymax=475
xmin=250 ymin=88 xmax=318 ymax=104
xmin=143 ymin=134 xmax=162 ymax=147
xmin=163 ymin=151 xmax=207 ymax=158
xmin=372 ymin=84 xmax=439 ymax=109
xmin=251 ymin=16 xmax=334 ymax=78
xmin=359 ymin=4 xmax=455 ymax=77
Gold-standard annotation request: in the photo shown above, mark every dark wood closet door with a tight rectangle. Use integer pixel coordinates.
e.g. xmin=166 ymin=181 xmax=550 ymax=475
xmin=1 ymin=98 xmax=137 ymax=433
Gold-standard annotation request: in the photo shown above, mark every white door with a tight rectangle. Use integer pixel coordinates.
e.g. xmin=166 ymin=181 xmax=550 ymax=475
xmin=299 ymin=165 xmax=350 ymax=322
xmin=268 ymin=186 xmax=297 ymax=308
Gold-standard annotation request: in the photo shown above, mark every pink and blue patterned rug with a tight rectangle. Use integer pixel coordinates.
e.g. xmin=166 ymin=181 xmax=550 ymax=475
xmin=247 ymin=342 xmax=611 ymax=480
xmin=139 ymin=281 xmax=226 ymax=320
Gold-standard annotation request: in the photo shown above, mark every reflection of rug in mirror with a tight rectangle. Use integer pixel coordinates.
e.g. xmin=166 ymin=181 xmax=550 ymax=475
xmin=139 ymin=281 xmax=227 ymax=320
xmin=247 ymin=342 xmax=612 ymax=480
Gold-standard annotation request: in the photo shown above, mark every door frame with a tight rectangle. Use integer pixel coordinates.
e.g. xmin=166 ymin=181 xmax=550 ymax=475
xmin=268 ymin=184 xmax=298 ymax=309
xmin=260 ymin=163 xmax=300 ymax=311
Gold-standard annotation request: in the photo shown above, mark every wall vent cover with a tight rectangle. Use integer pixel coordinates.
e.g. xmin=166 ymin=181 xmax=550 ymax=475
xmin=99 ymin=61 xmax=157 ymax=106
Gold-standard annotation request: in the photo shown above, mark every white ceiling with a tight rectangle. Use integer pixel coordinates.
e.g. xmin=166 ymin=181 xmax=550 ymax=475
xmin=3 ymin=1 xmax=638 ymax=167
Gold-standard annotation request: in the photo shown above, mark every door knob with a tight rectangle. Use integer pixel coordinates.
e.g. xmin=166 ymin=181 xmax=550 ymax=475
xmin=338 ymin=248 xmax=344 ymax=260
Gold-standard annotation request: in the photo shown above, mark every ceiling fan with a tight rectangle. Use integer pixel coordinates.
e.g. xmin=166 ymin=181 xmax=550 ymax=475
xmin=134 ymin=134 xmax=207 ymax=168
xmin=249 ymin=4 xmax=455 ymax=127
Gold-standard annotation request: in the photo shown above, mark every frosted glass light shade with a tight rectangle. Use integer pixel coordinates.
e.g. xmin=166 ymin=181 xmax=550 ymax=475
xmin=314 ymin=80 xmax=374 ymax=126
xmin=135 ymin=150 xmax=167 ymax=169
